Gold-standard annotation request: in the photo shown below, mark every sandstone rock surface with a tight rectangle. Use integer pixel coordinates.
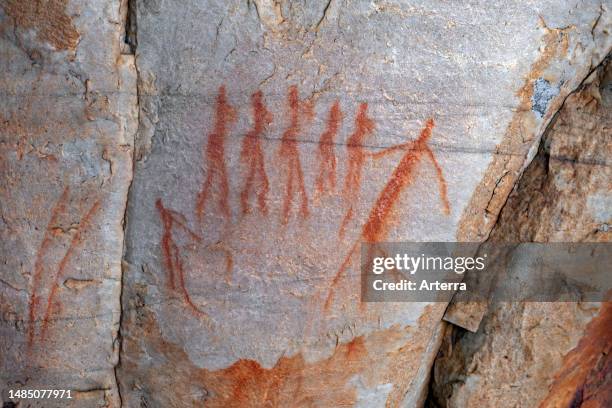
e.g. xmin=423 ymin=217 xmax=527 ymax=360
xmin=429 ymin=59 xmax=612 ymax=408
xmin=118 ymin=1 xmax=610 ymax=407
xmin=0 ymin=0 xmax=137 ymax=406
xmin=0 ymin=1 xmax=609 ymax=407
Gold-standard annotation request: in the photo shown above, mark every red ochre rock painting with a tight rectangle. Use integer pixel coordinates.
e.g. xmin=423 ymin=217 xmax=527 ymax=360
xmin=278 ymin=85 xmax=313 ymax=225
xmin=156 ymin=199 xmax=210 ymax=319
xmin=136 ymin=306 xmax=424 ymax=408
xmin=157 ymin=198 xmax=234 ymax=315
xmin=196 ymin=85 xmax=237 ymax=221
xmin=325 ymin=118 xmax=450 ymax=311
xmin=339 ymin=102 xmax=376 ymax=237
xmin=240 ymin=91 xmax=272 ymax=215
xmin=163 ymin=85 xmax=451 ymax=315
xmin=314 ymin=100 xmax=343 ymax=198
xmin=28 ymin=188 xmax=101 ymax=348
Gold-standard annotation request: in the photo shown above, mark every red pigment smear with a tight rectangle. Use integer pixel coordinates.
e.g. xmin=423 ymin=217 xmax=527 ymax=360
xmin=156 ymin=199 xmax=209 ymax=318
xmin=39 ymin=199 xmax=101 ymax=342
xmin=326 ymin=119 xmax=450 ymax=310
xmin=199 ymin=335 xmax=368 ymax=407
xmin=339 ymin=103 xmax=375 ymax=237
xmin=240 ymin=90 xmax=272 ymax=215
xmin=218 ymin=245 xmax=234 ymax=284
xmin=314 ymin=100 xmax=343 ymax=197
xmin=278 ymin=86 xmax=310 ymax=225
xmin=28 ymin=187 xmax=70 ymax=348
xmin=196 ymin=85 xmax=236 ymax=220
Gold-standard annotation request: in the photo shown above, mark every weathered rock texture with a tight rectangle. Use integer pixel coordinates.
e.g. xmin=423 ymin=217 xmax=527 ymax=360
xmin=0 ymin=0 xmax=137 ymax=406
xmin=428 ymin=58 xmax=611 ymax=407
xmin=0 ymin=0 xmax=610 ymax=407
xmin=117 ymin=1 xmax=610 ymax=407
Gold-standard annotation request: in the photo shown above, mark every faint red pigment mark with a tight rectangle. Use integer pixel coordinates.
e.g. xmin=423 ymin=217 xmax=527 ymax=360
xmin=196 ymin=85 xmax=237 ymax=221
xmin=28 ymin=187 xmax=70 ymax=348
xmin=314 ymin=100 xmax=343 ymax=198
xmin=157 ymin=199 xmax=209 ymax=318
xmin=240 ymin=90 xmax=272 ymax=215
xmin=39 ymin=199 xmax=101 ymax=341
xmin=212 ymin=243 xmax=234 ymax=284
xmin=338 ymin=103 xmax=375 ymax=237
xmin=325 ymin=119 xmax=450 ymax=310
xmin=278 ymin=86 xmax=313 ymax=225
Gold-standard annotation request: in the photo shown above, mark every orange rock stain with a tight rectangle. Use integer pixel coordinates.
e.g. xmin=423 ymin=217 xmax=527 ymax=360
xmin=539 ymin=302 xmax=612 ymax=408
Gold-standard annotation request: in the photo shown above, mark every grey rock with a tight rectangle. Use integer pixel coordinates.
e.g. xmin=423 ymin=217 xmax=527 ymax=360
xmin=0 ymin=0 xmax=609 ymax=407
xmin=532 ymin=78 xmax=559 ymax=117
xmin=118 ymin=1 xmax=610 ymax=407
xmin=0 ymin=0 xmax=137 ymax=406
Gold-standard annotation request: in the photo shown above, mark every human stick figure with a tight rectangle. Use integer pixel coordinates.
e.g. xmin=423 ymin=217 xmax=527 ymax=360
xmin=339 ymin=102 xmax=375 ymax=237
xmin=278 ymin=85 xmax=314 ymax=225
xmin=314 ymin=100 xmax=343 ymax=198
xmin=196 ymin=85 xmax=237 ymax=221
xmin=240 ymin=90 xmax=272 ymax=215
xmin=325 ymin=118 xmax=450 ymax=310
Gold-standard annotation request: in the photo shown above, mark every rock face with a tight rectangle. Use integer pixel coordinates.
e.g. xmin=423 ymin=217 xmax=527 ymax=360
xmin=0 ymin=0 xmax=610 ymax=407
xmin=428 ymin=60 xmax=611 ymax=407
xmin=117 ymin=1 xmax=610 ymax=407
xmin=0 ymin=1 xmax=137 ymax=406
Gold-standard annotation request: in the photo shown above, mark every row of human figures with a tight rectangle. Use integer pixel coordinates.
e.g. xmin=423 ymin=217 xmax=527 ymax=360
xmin=156 ymin=85 xmax=452 ymax=316
xmin=193 ymin=85 xmax=449 ymax=233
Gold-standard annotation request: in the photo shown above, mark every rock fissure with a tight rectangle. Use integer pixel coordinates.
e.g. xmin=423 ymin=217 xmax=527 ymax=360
xmin=2 ymin=2 xmax=610 ymax=407
xmin=113 ymin=1 xmax=139 ymax=407
xmin=427 ymin=56 xmax=611 ymax=407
